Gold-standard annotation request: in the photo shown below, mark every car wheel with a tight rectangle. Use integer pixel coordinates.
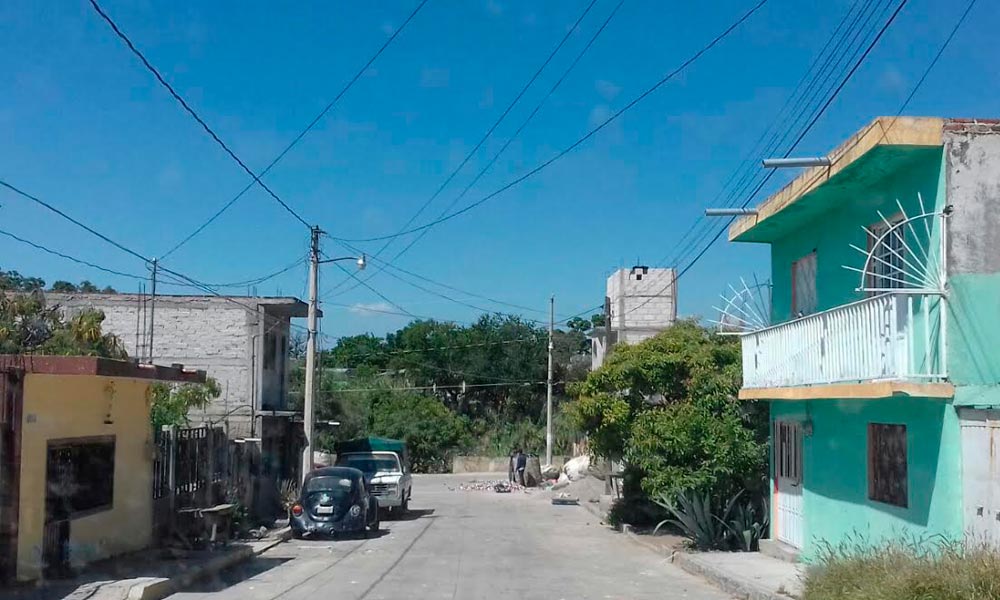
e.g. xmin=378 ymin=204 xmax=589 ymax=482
xmin=400 ymin=495 xmax=409 ymax=515
xmin=291 ymin=529 xmax=304 ymax=540
xmin=368 ymin=511 xmax=380 ymax=535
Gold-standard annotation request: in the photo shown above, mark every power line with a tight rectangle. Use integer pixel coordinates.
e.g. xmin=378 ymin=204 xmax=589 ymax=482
xmin=312 ymin=380 xmax=549 ymax=393
xmin=332 ymin=0 xmax=626 ymax=300
xmin=195 ymin=256 xmax=307 ymax=289
xmin=333 ymin=0 xmax=770 ymax=244
xmin=321 ymin=250 xmax=418 ymax=319
xmin=655 ymin=0 xmax=870 ymax=269
xmin=159 ymin=0 xmax=431 ymax=259
xmin=88 ymin=0 xmax=311 ymax=229
xmin=326 ymin=239 xmax=551 ymax=324
xmin=0 ymin=178 xmax=149 ymax=263
xmin=0 ymin=226 xmax=146 ymax=282
xmin=622 ymin=0 xmax=910 ymax=320
xmin=360 ymin=256 xmax=549 ymax=315
xmin=326 ymin=0 xmax=602 ymax=296
xmin=385 ymin=0 xmax=627 ymax=267
xmin=338 ymin=337 xmax=541 ymax=360
xmin=662 ymin=0 xmax=890 ymax=277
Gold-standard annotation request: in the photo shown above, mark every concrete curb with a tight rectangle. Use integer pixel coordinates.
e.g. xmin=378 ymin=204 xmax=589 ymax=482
xmin=127 ymin=528 xmax=292 ymax=600
xmin=616 ymin=527 xmax=792 ymax=600
xmin=579 ymin=499 xmax=606 ymax=522
xmin=253 ymin=527 xmax=293 ymax=555
xmin=621 ymin=526 xmax=673 ymax=558
xmin=671 ymin=553 xmax=791 ymax=600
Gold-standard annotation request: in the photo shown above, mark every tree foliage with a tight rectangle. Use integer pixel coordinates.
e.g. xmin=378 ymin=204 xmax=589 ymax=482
xmin=0 ymin=290 xmax=126 ymax=357
xmin=368 ymin=390 xmax=468 ymax=473
xmin=0 ymin=268 xmax=116 ymax=294
xmin=298 ymin=313 xmax=589 ymax=469
xmin=570 ymin=319 xmax=766 ymax=504
xmin=149 ymin=378 xmax=221 ymax=430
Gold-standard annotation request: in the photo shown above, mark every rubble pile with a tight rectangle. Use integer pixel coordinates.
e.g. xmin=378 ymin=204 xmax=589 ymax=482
xmin=455 ymin=479 xmax=529 ymax=493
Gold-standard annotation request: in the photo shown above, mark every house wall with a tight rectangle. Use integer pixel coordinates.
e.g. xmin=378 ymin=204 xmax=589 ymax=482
xmin=943 ymin=126 xmax=1000 ymax=404
xmin=47 ymin=295 xmax=296 ymax=423
xmin=16 ymin=374 xmax=153 ymax=581
xmin=772 ymin=398 xmax=963 ymax=560
xmin=607 ymin=268 xmax=677 ymax=332
xmin=769 ymin=151 xmax=944 ymax=323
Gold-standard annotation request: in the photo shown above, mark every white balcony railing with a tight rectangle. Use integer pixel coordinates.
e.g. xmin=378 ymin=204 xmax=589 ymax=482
xmin=741 ymin=292 xmax=946 ymax=389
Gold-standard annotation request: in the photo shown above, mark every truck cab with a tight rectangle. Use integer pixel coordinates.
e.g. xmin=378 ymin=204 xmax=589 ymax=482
xmin=334 ymin=437 xmax=412 ymax=516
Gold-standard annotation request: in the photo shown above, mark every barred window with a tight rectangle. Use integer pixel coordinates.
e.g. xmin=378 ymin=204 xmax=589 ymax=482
xmin=46 ymin=437 xmax=115 ymax=518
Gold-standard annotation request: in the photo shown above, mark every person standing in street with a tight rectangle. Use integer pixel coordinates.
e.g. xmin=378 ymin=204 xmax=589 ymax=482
xmin=508 ymin=448 xmax=516 ymax=482
xmin=514 ymin=448 xmax=527 ymax=486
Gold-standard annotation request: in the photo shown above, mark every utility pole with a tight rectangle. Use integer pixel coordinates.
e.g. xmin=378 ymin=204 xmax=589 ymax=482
xmin=302 ymin=226 xmax=321 ymax=484
xmin=148 ymin=259 xmax=158 ymax=364
xmin=545 ymin=295 xmax=554 ymax=467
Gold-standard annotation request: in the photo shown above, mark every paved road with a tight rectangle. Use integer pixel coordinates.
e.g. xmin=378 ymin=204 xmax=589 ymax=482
xmin=170 ymin=474 xmax=731 ymax=600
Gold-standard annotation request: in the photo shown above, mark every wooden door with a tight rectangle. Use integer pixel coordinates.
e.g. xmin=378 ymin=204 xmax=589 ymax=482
xmin=774 ymin=420 xmax=804 ymax=548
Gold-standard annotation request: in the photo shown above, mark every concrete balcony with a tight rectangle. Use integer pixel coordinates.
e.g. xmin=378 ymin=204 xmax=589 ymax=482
xmin=741 ymin=292 xmax=948 ymax=394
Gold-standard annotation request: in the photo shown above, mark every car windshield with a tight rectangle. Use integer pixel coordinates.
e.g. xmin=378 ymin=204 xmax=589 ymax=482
xmin=337 ymin=455 xmax=401 ymax=474
xmin=304 ymin=476 xmax=355 ymax=497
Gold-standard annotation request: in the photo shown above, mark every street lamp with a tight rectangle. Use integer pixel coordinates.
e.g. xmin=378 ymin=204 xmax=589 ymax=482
xmin=302 ymin=228 xmax=366 ymax=484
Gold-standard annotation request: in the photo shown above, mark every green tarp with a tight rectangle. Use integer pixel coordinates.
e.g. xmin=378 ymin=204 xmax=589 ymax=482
xmin=335 ymin=436 xmax=409 ymax=467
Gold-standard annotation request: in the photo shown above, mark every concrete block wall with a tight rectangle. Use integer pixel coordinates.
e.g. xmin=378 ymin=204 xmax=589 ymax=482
xmin=606 ymin=267 xmax=677 ymax=331
xmin=48 ymin=294 xmax=257 ymax=419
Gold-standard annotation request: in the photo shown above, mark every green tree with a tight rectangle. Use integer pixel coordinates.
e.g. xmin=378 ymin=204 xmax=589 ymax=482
xmin=0 ymin=290 xmax=125 ymax=357
xmin=566 ymin=316 xmax=591 ymax=333
xmin=149 ymin=378 xmax=221 ymax=429
xmin=78 ymin=280 xmax=99 ymax=293
xmin=0 ymin=269 xmax=44 ymax=292
xmin=570 ymin=319 xmax=765 ymax=503
xmin=323 ymin=333 xmax=389 ymax=374
xmin=50 ymin=281 xmax=78 ymax=292
xmin=369 ymin=390 xmax=468 ymax=473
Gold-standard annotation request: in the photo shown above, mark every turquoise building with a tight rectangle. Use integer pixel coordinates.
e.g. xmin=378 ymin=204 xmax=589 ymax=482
xmin=728 ymin=117 xmax=1000 ymax=559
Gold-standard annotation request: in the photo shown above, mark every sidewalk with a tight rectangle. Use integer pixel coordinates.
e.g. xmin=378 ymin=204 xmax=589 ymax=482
xmin=618 ymin=527 xmax=805 ymax=600
xmin=1 ymin=529 xmax=290 ymax=600
xmin=672 ymin=551 xmax=805 ymax=600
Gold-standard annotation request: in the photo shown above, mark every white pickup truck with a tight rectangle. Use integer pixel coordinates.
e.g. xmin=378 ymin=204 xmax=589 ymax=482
xmin=335 ymin=441 xmax=412 ymax=516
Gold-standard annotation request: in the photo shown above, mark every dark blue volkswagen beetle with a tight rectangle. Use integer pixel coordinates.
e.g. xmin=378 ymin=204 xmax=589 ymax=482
xmin=290 ymin=467 xmax=380 ymax=538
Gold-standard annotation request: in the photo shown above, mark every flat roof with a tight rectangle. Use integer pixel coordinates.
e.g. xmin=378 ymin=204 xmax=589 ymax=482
xmin=46 ymin=292 xmax=312 ymax=318
xmin=0 ymin=355 xmax=206 ymax=383
xmin=729 ymin=116 xmax=945 ymax=242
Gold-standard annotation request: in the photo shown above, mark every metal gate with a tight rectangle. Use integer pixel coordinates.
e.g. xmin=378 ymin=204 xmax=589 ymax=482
xmin=960 ymin=409 xmax=1000 ymax=544
xmin=774 ymin=420 xmax=804 ymax=548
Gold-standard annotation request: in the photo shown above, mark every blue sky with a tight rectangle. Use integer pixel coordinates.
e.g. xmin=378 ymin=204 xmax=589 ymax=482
xmin=0 ymin=0 xmax=996 ymax=339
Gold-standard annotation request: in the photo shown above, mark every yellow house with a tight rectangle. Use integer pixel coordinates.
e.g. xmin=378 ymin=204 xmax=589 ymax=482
xmin=0 ymin=355 xmax=204 ymax=582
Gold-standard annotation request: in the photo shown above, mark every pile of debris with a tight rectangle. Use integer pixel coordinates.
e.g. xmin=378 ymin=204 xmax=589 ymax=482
xmin=455 ymin=479 xmax=529 ymax=493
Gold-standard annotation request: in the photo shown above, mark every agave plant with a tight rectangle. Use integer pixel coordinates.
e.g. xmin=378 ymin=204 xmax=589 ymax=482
xmin=723 ymin=496 xmax=770 ymax=551
xmin=653 ymin=490 xmax=742 ymax=550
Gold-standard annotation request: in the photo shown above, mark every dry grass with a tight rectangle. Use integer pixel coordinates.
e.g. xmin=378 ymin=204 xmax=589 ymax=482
xmin=804 ymin=537 xmax=1000 ymax=600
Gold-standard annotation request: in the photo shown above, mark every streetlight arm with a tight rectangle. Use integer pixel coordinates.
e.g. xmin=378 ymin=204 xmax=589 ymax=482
xmin=319 ymin=254 xmax=366 ymax=270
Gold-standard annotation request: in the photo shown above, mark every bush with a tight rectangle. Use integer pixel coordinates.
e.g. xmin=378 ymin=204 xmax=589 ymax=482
xmin=805 ymin=538 xmax=1000 ymax=600
xmin=625 ymin=403 xmax=767 ymax=501
xmin=370 ymin=391 xmax=468 ymax=473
